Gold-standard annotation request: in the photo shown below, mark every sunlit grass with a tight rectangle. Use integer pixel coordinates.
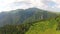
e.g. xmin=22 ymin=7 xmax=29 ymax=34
xmin=25 ymin=19 xmax=60 ymax=34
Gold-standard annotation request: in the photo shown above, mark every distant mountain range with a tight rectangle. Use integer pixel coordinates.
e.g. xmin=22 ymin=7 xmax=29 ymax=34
xmin=0 ymin=8 xmax=57 ymax=27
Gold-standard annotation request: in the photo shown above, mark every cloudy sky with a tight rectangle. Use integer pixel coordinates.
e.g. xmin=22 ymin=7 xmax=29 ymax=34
xmin=0 ymin=0 xmax=60 ymax=12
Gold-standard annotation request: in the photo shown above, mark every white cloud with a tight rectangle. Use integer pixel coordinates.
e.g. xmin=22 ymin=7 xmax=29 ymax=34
xmin=0 ymin=0 xmax=45 ymax=12
xmin=14 ymin=0 xmax=46 ymax=10
xmin=49 ymin=0 xmax=60 ymax=8
xmin=0 ymin=0 xmax=15 ymax=12
xmin=0 ymin=0 xmax=60 ymax=12
xmin=10 ymin=0 xmax=45 ymax=9
xmin=52 ymin=0 xmax=60 ymax=4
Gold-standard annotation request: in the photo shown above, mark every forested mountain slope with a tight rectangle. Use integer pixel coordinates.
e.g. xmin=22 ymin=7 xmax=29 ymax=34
xmin=25 ymin=16 xmax=60 ymax=34
xmin=0 ymin=8 xmax=56 ymax=27
xmin=0 ymin=8 xmax=60 ymax=34
xmin=0 ymin=14 xmax=60 ymax=34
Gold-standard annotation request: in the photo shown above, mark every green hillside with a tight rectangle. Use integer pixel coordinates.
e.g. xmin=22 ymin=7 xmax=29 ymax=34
xmin=25 ymin=16 xmax=60 ymax=34
xmin=0 ymin=8 xmax=60 ymax=34
xmin=0 ymin=8 xmax=56 ymax=26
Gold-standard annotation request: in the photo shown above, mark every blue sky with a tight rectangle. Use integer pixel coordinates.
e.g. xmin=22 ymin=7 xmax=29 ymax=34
xmin=0 ymin=0 xmax=60 ymax=12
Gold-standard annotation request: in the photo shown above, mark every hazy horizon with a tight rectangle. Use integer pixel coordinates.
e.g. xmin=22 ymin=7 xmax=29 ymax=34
xmin=0 ymin=0 xmax=60 ymax=12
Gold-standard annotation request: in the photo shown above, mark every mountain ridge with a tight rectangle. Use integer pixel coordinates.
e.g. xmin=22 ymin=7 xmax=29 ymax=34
xmin=0 ymin=8 xmax=57 ymax=27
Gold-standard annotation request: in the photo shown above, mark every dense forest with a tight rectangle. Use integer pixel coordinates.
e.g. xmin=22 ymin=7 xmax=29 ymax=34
xmin=0 ymin=8 xmax=60 ymax=34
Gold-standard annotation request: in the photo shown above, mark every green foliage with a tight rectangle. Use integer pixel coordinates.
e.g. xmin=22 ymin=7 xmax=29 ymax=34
xmin=0 ymin=8 xmax=59 ymax=34
xmin=25 ymin=17 xmax=60 ymax=34
xmin=0 ymin=15 xmax=59 ymax=34
xmin=0 ymin=8 xmax=57 ymax=26
xmin=0 ymin=24 xmax=28 ymax=34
